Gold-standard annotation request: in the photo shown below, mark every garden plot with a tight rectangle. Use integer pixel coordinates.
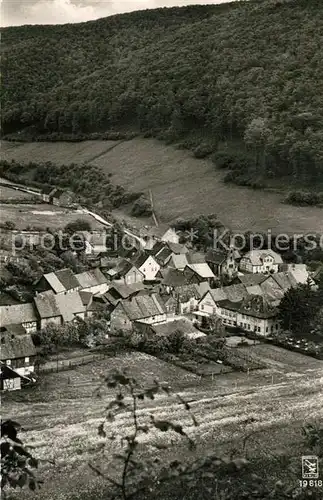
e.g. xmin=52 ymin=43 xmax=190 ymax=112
xmin=0 ymin=185 xmax=36 ymax=201
xmin=239 ymin=343 xmax=323 ymax=372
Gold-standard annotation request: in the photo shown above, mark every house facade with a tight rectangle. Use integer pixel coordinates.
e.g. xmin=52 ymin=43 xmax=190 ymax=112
xmin=132 ymin=253 xmax=160 ymax=281
xmin=217 ymin=296 xmax=280 ymax=336
xmin=206 ymin=248 xmax=239 ymax=279
xmin=75 ymin=268 xmax=108 ymax=295
xmin=50 ymin=189 xmax=74 ymax=207
xmin=107 ymin=260 xmax=144 ymax=285
xmin=0 ymin=329 xmax=37 ymax=380
xmin=239 ymin=250 xmax=283 ymax=274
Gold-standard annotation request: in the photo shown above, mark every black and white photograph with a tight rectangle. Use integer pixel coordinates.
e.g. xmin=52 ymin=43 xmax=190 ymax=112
xmin=1 ymin=0 xmax=322 ymax=499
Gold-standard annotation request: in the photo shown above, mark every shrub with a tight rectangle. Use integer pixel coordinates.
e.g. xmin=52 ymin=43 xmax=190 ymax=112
xmin=193 ymin=143 xmax=214 ymax=158
xmin=131 ymin=196 xmax=152 ymax=217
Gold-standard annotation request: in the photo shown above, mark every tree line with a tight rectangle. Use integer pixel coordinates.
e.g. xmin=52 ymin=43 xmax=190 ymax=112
xmin=2 ymin=0 xmax=323 ymax=189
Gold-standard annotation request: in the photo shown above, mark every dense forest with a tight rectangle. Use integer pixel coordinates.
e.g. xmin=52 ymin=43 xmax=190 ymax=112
xmin=2 ymin=0 xmax=323 ymax=187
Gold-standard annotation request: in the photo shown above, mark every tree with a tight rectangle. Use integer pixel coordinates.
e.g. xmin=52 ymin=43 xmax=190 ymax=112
xmin=278 ymin=283 xmax=321 ymax=335
xmin=64 ymin=219 xmax=91 ymax=234
xmin=1 ymin=420 xmax=41 ymax=496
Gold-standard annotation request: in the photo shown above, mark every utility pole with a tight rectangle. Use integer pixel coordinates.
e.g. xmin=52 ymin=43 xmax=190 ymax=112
xmin=149 ymin=189 xmax=158 ymax=227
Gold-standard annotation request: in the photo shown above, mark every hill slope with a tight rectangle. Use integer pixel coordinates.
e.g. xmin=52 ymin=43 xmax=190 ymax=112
xmin=2 ymin=0 xmax=323 ymax=186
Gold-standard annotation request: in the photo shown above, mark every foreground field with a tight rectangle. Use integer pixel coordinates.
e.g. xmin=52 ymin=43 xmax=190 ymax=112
xmin=2 ymin=140 xmax=323 ymax=234
xmin=2 ymin=351 xmax=323 ymax=500
xmin=0 ymin=203 xmax=105 ymax=230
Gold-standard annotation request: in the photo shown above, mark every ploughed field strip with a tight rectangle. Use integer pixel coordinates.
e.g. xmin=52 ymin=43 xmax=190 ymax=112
xmin=2 ymin=349 xmax=322 ymax=500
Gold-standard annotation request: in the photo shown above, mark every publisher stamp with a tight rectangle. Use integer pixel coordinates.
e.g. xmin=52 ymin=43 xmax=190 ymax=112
xmin=302 ymin=456 xmax=319 ymax=479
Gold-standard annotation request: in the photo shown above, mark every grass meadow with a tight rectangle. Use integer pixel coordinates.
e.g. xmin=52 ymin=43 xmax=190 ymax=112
xmin=2 ymin=351 xmax=323 ymax=500
xmin=2 ymin=139 xmax=323 ymax=235
xmin=0 ymin=203 xmax=105 ymax=230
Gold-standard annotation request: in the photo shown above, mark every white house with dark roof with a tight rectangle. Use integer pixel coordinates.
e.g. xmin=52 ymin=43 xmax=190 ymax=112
xmin=131 ymin=253 xmax=160 ymax=281
xmin=239 ymin=249 xmax=283 ymax=274
xmin=106 ymin=259 xmax=144 ymax=285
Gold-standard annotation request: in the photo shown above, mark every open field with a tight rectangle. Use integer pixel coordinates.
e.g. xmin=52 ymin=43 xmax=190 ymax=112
xmin=2 ymin=139 xmax=323 ymax=234
xmin=0 ymin=203 xmax=106 ymax=230
xmin=0 ymin=185 xmax=36 ymax=201
xmin=2 ymin=351 xmax=323 ymax=500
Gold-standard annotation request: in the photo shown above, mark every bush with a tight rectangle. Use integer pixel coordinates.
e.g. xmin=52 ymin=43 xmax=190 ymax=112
xmin=131 ymin=196 xmax=152 ymax=217
xmin=193 ymin=143 xmax=214 ymax=158
xmin=285 ymin=190 xmax=323 ymax=206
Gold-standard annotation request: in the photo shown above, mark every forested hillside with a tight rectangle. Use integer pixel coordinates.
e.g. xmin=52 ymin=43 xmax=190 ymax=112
xmin=2 ymin=0 xmax=323 ymax=186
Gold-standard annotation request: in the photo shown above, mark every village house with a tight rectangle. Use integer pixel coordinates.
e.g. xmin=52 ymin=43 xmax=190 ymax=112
xmin=195 ymin=284 xmax=250 ymax=323
xmin=217 ymin=295 xmax=280 ymax=336
xmin=0 ymin=327 xmax=37 ymax=390
xmin=80 ymin=231 xmax=109 ymax=255
xmin=0 ymin=303 xmax=38 ymax=334
xmin=150 ymin=241 xmax=188 ymax=266
xmin=205 ymin=247 xmax=239 ymax=280
xmin=41 ymin=186 xmax=57 ymax=203
xmin=110 ymin=294 xmax=167 ymax=334
xmin=34 ymin=291 xmax=63 ymax=329
xmin=34 ymin=289 xmax=94 ymax=328
xmin=239 ymin=249 xmax=283 ymax=274
xmin=100 ymin=281 xmax=146 ymax=309
xmin=50 ymin=189 xmax=74 ymax=207
xmin=34 ymin=268 xmax=80 ymax=295
xmin=106 ymin=259 xmax=144 ymax=285
xmin=183 ymin=263 xmax=216 ymax=285
xmin=144 ymin=224 xmax=180 ymax=251
xmin=75 ymin=268 xmax=108 ymax=295
xmin=159 ymin=267 xmax=199 ymax=294
xmin=131 ymin=252 xmax=160 ymax=281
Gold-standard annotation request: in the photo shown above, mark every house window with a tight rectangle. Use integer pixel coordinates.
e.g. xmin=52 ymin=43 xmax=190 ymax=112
xmin=6 ymin=359 xmax=11 ymax=365
xmin=257 ymin=327 xmax=261 ymax=332
xmin=201 ymin=305 xmax=204 ymax=310
xmin=266 ymin=327 xmax=268 ymax=332
xmin=25 ymin=357 xmax=29 ymax=364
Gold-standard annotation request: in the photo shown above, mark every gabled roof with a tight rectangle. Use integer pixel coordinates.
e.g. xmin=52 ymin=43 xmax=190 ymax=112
xmin=186 ymin=252 xmax=206 ymax=265
xmin=1 ymin=324 xmax=27 ymax=336
xmin=218 ymin=294 xmax=277 ymax=319
xmin=0 ymin=303 xmax=38 ymax=327
xmin=107 ymin=259 xmax=142 ymax=279
xmin=185 ymin=263 xmax=215 ymax=279
xmin=120 ymin=294 xmax=166 ymax=320
xmin=75 ymin=268 xmax=108 ymax=289
xmin=167 ymin=253 xmax=188 ymax=270
xmin=238 ymin=274 xmax=268 ymax=287
xmin=161 ymin=268 xmax=191 ymax=287
xmin=79 ymin=291 xmax=93 ymax=307
xmin=209 ymin=288 xmax=228 ymax=302
xmin=224 ymin=284 xmax=249 ymax=302
xmin=34 ymin=291 xmax=61 ymax=319
xmin=146 ymin=224 xmax=175 ymax=239
xmin=131 ymin=252 xmax=158 ymax=269
xmin=271 ymin=272 xmax=296 ymax=292
xmin=175 ymin=284 xmax=202 ymax=302
xmin=167 ymin=242 xmax=188 ymax=254
xmin=55 ymin=292 xmax=86 ymax=322
xmin=55 ymin=269 xmax=80 ymax=291
xmin=42 ymin=268 xmax=79 ymax=293
xmin=109 ymin=281 xmax=145 ymax=299
xmin=205 ymin=250 xmax=227 ymax=265
xmin=0 ymin=333 xmax=36 ymax=361
xmin=242 ymin=249 xmax=283 ymax=265
xmin=42 ymin=186 xmax=56 ymax=195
